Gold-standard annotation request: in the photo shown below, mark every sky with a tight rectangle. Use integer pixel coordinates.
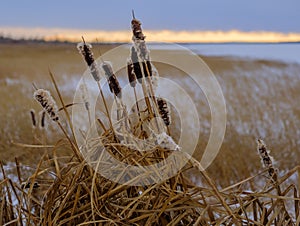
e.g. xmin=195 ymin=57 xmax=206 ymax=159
xmin=1 ymin=0 xmax=300 ymax=42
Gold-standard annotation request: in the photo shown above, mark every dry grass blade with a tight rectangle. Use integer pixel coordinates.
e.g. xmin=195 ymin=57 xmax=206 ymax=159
xmin=48 ymin=70 xmax=77 ymax=142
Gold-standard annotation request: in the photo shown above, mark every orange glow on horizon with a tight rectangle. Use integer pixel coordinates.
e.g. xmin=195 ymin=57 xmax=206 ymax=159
xmin=1 ymin=27 xmax=300 ymax=43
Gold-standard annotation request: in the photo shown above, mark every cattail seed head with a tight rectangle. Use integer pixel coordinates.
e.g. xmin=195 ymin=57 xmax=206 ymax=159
xmin=77 ymin=41 xmax=94 ymax=66
xmin=40 ymin=111 xmax=46 ymax=128
xmin=30 ymin=109 xmax=36 ymax=128
xmin=127 ymin=58 xmax=137 ymax=88
xmin=77 ymin=41 xmax=101 ymax=81
xmin=131 ymin=18 xmax=145 ymax=40
xmin=135 ymin=40 xmax=149 ymax=61
xmin=257 ymin=139 xmax=277 ymax=180
xmin=142 ymin=60 xmax=152 ymax=78
xmin=130 ymin=46 xmax=143 ymax=83
xmin=21 ymin=181 xmax=40 ymax=189
xmin=33 ymin=89 xmax=59 ymax=122
xmin=130 ymin=15 xmax=149 ymax=61
xmin=90 ymin=62 xmax=101 ymax=82
xmin=101 ymin=61 xmax=122 ymax=98
xmin=157 ymin=98 xmax=171 ymax=126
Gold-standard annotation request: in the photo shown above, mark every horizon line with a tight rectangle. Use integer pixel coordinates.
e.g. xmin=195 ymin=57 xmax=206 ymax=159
xmin=1 ymin=26 xmax=300 ymax=43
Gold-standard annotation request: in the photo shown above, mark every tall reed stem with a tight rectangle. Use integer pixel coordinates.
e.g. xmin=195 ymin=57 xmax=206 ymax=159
xmin=96 ymin=81 xmax=115 ymax=137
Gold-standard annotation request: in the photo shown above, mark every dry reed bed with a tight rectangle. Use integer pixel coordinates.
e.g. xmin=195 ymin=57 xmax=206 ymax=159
xmin=1 ymin=140 xmax=300 ymax=225
xmin=1 ymin=13 xmax=300 ymax=225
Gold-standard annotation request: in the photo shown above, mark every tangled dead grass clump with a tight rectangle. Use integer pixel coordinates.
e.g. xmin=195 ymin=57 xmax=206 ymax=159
xmin=1 ymin=134 xmax=300 ymax=225
xmin=1 ymin=12 xmax=300 ymax=226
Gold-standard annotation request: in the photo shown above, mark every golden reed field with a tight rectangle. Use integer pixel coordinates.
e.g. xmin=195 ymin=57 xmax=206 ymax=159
xmin=0 ymin=39 xmax=300 ymax=224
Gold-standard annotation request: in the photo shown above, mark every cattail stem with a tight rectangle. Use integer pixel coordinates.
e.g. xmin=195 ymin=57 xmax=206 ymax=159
xmin=133 ymin=87 xmax=144 ymax=134
xmin=141 ymin=75 xmax=154 ymax=115
xmin=166 ymin=126 xmax=171 ymax=136
xmin=138 ymin=60 xmax=162 ymax=133
xmin=87 ymin=108 xmax=92 ymax=127
xmin=97 ymin=118 xmax=107 ymax=132
xmin=143 ymin=61 xmax=163 ymax=128
xmin=80 ymin=81 xmax=91 ymax=127
xmin=96 ymin=81 xmax=116 ymax=138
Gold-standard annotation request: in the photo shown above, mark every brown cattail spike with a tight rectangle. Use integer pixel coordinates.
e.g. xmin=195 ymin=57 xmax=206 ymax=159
xmin=77 ymin=38 xmax=94 ymax=66
xmin=131 ymin=17 xmax=145 ymax=40
xmin=130 ymin=46 xmax=143 ymax=83
xmin=142 ymin=60 xmax=152 ymax=77
xmin=130 ymin=15 xmax=150 ymax=61
xmin=257 ymin=139 xmax=277 ymax=180
xmin=137 ymin=42 xmax=149 ymax=60
xmin=41 ymin=111 xmax=46 ymax=128
xmin=127 ymin=59 xmax=137 ymax=88
xmin=33 ymin=89 xmax=59 ymax=122
xmin=101 ymin=62 xmax=122 ymax=98
xmin=157 ymin=98 xmax=171 ymax=126
xmin=77 ymin=40 xmax=100 ymax=81
xmin=21 ymin=181 xmax=40 ymax=189
xmin=30 ymin=109 xmax=36 ymax=127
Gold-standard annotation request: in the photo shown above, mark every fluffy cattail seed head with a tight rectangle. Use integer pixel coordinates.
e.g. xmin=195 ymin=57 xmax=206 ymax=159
xmin=127 ymin=59 xmax=137 ymax=88
xmin=136 ymin=41 xmax=149 ymax=61
xmin=77 ymin=40 xmax=101 ymax=81
xmin=130 ymin=14 xmax=149 ymax=61
xmin=131 ymin=18 xmax=145 ymax=40
xmin=101 ymin=61 xmax=122 ymax=98
xmin=157 ymin=98 xmax=171 ymax=126
xmin=33 ymin=89 xmax=59 ymax=122
xmin=257 ymin=139 xmax=277 ymax=180
xmin=130 ymin=46 xmax=143 ymax=83
xmin=77 ymin=41 xmax=94 ymax=66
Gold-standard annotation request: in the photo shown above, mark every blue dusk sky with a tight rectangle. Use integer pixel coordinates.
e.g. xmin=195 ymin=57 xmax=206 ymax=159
xmin=1 ymin=0 xmax=299 ymax=32
xmin=1 ymin=0 xmax=300 ymax=43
